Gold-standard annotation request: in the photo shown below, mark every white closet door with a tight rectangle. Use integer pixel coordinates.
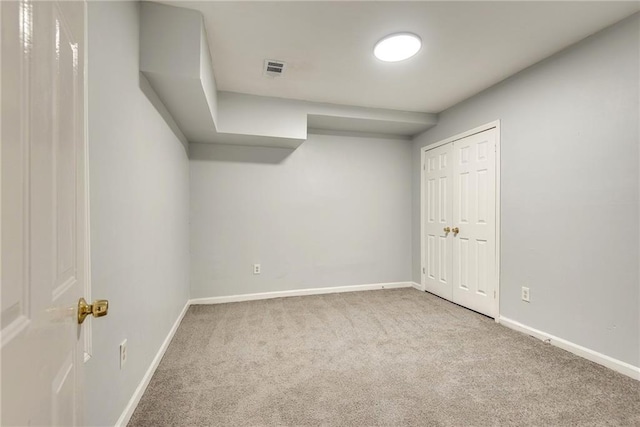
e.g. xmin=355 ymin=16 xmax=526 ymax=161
xmin=423 ymin=143 xmax=453 ymax=300
xmin=452 ymin=129 xmax=497 ymax=317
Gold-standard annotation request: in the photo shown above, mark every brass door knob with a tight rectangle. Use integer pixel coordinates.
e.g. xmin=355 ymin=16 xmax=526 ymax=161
xmin=78 ymin=298 xmax=109 ymax=324
xmin=444 ymin=227 xmax=451 ymax=233
xmin=452 ymin=227 xmax=460 ymax=236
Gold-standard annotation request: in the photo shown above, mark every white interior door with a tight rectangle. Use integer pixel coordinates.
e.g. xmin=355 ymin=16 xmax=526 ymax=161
xmin=2 ymin=1 xmax=88 ymax=425
xmin=423 ymin=143 xmax=453 ymax=300
xmin=422 ymin=127 xmax=498 ymax=318
xmin=451 ymin=129 xmax=497 ymax=317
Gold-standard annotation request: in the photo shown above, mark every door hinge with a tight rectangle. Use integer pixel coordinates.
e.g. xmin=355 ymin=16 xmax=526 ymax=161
xmin=494 ymin=290 xmax=496 ymax=298
xmin=422 ymin=267 xmax=425 ymax=274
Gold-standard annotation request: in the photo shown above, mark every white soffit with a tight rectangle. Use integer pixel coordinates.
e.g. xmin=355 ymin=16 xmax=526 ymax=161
xmin=139 ymin=2 xmax=437 ymax=148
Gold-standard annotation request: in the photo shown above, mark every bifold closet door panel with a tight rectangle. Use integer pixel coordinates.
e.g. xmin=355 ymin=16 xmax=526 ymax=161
xmin=452 ymin=129 xmax=497 ymax=318
xmin=423 ymin=143 xmax=454 ymax=301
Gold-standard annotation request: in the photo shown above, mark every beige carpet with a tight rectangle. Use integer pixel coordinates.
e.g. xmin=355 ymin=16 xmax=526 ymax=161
xmin=129 ymin=288 xmax=640 ymax=426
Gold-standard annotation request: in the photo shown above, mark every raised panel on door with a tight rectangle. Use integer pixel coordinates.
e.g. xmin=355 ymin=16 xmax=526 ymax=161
xmin=423 ymin=143 xmax=453 ymax=301
xmin=1 ymin=1 xmax=87 ymax=425
xmin=452 ymin=129 xmax=497 ymax=317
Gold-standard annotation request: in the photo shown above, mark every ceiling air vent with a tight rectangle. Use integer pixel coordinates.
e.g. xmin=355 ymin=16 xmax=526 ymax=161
xmin=263 ymin=59 xmax=286 ymax=78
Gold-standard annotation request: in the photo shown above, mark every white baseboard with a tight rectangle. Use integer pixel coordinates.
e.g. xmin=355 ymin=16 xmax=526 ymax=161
xmin=499 ymin=316 xmax=640 ymax=381
xmin=115 ymin=300 xmax=190 ymax=427
xmin=189 ymin=281 xmax=414 ymax=305
xmin=410 ymin=281 xmax=424 ymax=291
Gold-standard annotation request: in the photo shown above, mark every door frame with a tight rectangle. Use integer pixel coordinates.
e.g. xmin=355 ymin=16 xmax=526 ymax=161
xmin=81 ymin=0 xmax=93 ymax=363
xmin=420 ymin=120 xmax=501 ymax=320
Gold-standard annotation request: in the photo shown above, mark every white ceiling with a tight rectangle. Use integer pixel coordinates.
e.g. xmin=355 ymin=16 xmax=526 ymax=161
xmin=157 ymin=1 xmax=639 ymax=113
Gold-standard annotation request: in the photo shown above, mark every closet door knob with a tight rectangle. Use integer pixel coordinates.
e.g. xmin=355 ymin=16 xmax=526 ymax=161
xmin=443 ymin=227 xmax=451 ymax=233
xmin=452 ymin=227 xmax=460 ymax=236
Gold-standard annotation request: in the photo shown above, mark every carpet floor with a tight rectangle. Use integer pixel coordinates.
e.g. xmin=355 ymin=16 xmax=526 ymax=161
xmin=128 ymin=288 xmax=640 ymax=426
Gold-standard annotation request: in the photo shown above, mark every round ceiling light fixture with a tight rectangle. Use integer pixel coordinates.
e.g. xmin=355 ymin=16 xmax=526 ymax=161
xmin=374 ymin=33 xmax=422 ymax=62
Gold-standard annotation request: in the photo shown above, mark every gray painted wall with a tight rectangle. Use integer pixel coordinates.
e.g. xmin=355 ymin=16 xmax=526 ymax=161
xmin=412 ymin=14 xmax=639 ymax=366
xmin=190 ymin=134 xmax=412 ymax=298
xmin=85 ymin=2 xmax=190 ymax=425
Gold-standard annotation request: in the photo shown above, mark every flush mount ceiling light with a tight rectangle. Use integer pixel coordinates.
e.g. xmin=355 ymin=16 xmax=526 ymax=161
xmin=374 ymin=33 xmax=422 ymax=62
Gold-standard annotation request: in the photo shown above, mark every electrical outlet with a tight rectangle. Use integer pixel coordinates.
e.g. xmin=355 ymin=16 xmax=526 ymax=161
xmin=253 ymin=264 xmax=261 ymax=275
xmin=521 ymin=286 xmax=530 ymax=302
xmin=120 ymin=339 xmax=128 ymax=369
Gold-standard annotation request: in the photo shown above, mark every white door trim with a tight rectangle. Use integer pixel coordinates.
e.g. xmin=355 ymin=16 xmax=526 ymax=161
xmin=82 ymin=0 xmax=93 ymax=363
xmin=420 ymin=120 xmax=501 ymax=320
